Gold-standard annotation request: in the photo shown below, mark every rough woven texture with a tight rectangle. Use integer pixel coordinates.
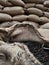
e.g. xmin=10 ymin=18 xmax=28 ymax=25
xmin=0 ymin=41 xmax=42 ymax=65
xmin=0 ymin=0 xmax=49 ymax=65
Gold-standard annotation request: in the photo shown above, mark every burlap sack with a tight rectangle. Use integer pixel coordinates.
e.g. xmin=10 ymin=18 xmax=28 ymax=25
xmin=27 ymin=7 xmax=43 ymax=16
xmin=0 ymin=13 xmax=12 ymax=22
xmin=40 ymin=23 xmax=49 ymax=29
xmin=0 ymin=0 xmax=13 ymax=6
xmin=12 ymin=15 xmax=28 ymax=22
xmin=43 ymin=12 xmax=49 ymax=18
xmin=35 ymin=4 xmax=47 ymax=11
xmin=27 ymin=14 xmax=40 ymax=23
xmin=3 ymin=7 xmax=24 ymax=16
xmin=9 ymin=24 xmax=43 ymax=42
xmin=38 ymin=29 xmax=49 ymax=42
xmin=0 ymin=41 xmax=42 ymax=65
xmin=8 ymin=0 xmax=25 ymax=7
xmin=40 ymin=17 xmax=49 ymax=24
xmin=0 ymin=21 xmax=20 ymax=28
xmin=23 ymin=21 xmax=40 ymax=28
xmin=44 ymin=1 xmax=49 ymax=7
xmin=22 ymin=0 xmax=44 ymax=3
xmin=25 ymin=3 xmax=35 ymax=8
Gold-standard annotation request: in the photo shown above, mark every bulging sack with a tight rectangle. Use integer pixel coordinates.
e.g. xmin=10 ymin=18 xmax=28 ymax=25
xmin=40 ymin=17 xmax=49 ymax=24
xmin=25 ymin=3 xmax=35 ymax=8
xmin=9 ymin=24 xmax=43 ymax=42
xmin=27 ymin=14 xmax=40 ymax=23
xmin=8 ymin=0 xmax=25 ymax=7
xmin=0 ymin=21 xmax=20 ymax=28
xmin=27 ymin=7 xmax=43 ymax=16
xmin=0 ymin=0 xmax=13 ymax=6
xmin=12 ymin=15 xmax=28 ymax=22
xmin=40 ymin=23 xmax=49 ymax=29
xmin=44 ymin=1 xmax=49 ymax=7
xmin=23 ymin=21 xmax=40 ymax=28
xmin=43 ymin=12 xmax=49 ymax=18
xmin=38 ymin=28 xmax=49 ymax=42
xmin=35 ymin=4 xmax=47 ymax=11
xmin=0 ymin=13 xmax=12 ymax=22
xmin=3 ymin=7 xmax=25 ymax=16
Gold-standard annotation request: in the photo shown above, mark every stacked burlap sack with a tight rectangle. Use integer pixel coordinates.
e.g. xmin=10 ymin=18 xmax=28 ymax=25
xmin=0 ymin=0 xmax=49 ymax=65
xmin=0 ymin=0 xmax=43 ymax=65
xmin=0 ymin=0 xmax=41 ymax=42
xmin=0 ymin=0 xmax=49 ymax=43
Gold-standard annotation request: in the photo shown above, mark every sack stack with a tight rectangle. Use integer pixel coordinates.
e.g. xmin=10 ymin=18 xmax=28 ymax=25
xmin=0 ymin=0 xmax=49 ymax=65
xmin=0 ymin=0 xmax=49 ymax=43
xmin=22 ymin=0 xmax=49 ymax=44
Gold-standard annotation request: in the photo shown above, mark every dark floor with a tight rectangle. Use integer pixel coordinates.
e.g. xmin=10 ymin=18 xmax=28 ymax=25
xmin=23 ymin=41 xmax=49 ymax=65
